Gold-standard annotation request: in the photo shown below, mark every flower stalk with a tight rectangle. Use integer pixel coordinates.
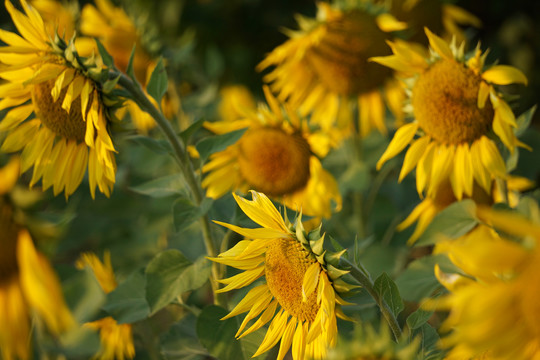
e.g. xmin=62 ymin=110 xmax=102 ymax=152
xmin=113 ymin=71 xmax=226 ymax=306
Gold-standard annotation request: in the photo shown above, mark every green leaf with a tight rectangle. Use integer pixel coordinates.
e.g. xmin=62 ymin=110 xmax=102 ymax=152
xmin=395 ymin=254 xmax=458 ymax=302
xmin=126 ymin=44 xmax=137 ymax=80
xmin=339 ymin=161 xmax=369 ymax=194
xmin=373 ymin=272 xmax=404 ymax=318
xmin=102 ymin=268 xmax=150 ymax=324
xmin=102 ymin=74 xmax=121 ymax=93
xmin=173 ymin=197 xmax=213 ymax=232
xmin=406 ymin=307 xmax=434 ymax=330
xmin=195 ymin=128 xmax=247 ymax=163
xmin=179 ymin=118 xmax=205 ymax=143
xmin=147 ymin=57 xmax=168 ymax=105
xmin=415 ymin=199 xmax=478 ymax=246
xmin=126 ymin=135 xmax=172 ymax=155
xmin=129 ymin=174 xmax=184 ymax=198
xmin=94 ymin=38 xmax=114 ymax=68
xmin=145 ymin=250 xmax=196 ymax=315
xmin=412 ymin=323 xmax=441 ymax=359
xmin=196 ymin=305 xmax=265 ymax=360
xmin=515 ymin=105 xmax=536 ymax=137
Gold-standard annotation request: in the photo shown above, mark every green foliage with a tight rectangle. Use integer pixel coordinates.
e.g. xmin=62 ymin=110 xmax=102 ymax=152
xmin=195 ymin=128 xmax=247 ymax=163
xmin=373 ymin=272 xmax=404 ymax=318
xmin=147 ymin=57 xmax=168 ymax=105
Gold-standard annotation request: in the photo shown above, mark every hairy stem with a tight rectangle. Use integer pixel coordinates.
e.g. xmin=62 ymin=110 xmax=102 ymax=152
xmin=342 ymin=257 xmax=402 ymax=341
xmin=114 ymin=71 xmax=225 ymax=306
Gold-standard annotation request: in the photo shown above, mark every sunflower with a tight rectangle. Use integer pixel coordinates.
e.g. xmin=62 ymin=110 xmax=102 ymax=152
xmin=400 ymin=175 xmax=534 ymax=244
xmin=257 ymin=2 xmax=408 ymax=138
xmin=0 ymin=157 xmax=74 ymax=360
xmin=78 ymin=0 xmax=180 ymax=133
xmin=208 ymin=191 xmax=354 ymax=360
xmin=76 ymin=251 xmax=136 ymax=360
xmin=426 ymin=205 xmax=540 ymax=359
xmin=202 ymin=86 xmax=341 ymax=218
xmin=28 ymin=0 xmax=78 ymax=39
xmin=0 ymin=0 xmax=119 ymax=198
xmin=383 ymin=0 xmax=482 ymax=44
xmin=372 ymin=28 xmax=529 ymax=201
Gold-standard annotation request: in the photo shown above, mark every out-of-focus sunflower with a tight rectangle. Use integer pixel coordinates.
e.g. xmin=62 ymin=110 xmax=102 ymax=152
xmin=208 ymin=191 xmax=354 ymax=360
xmin=0 ymin=157 xmax=75 ymax=360
xmin=78 ymin=0 xmax=180 ymax=133
xmin=76 ymin=251 xmax=135 ymax=360
xmin=257 ymin=2 xmax=408 ymax=138
xmin=382 ymin=0 xmax=482 ymax=44
xmin=28 ymin=0 xmax=78 ymax=39
xmin=400 ymin=176 xmax=534 ymax=244
xmin=202 ymin=86 xmax=341 ymax=218
xmin=0 ymin=0 xmax=120 ymax=198
xmin=373 ymin=28 xmax=529 ymax=200
xmin=426 ymin=205 xmax=540 ymax=359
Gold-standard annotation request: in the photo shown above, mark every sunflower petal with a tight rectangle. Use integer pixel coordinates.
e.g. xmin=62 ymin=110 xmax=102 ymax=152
xmin=482 ymin=65 xmax=528 ymax=86
xmin=377 ymin=122 xmax=418 ymax=170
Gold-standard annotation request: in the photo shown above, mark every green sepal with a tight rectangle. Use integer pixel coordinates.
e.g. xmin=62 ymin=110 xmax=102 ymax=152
xmin=332 ymin=277 xmax=360 ymax=294
xmin=316 ymin=250 xmax=326 ymax=265
xmin=102 ymin=74 xmax=121 ymax=94
xmin=94 ymin=37 xmax=115 ymax=69
xmin=295 ymin=212 xmax=308 ymax=245
xmin=307 ymin=223 xmax=322 ymax=240
xmin=324 ymin=248 xmax=347 ymax=267
xmin=126 ymin=44 xmax=137 ymax=81
xmin=309 ymin=233 xmax=325 ymax=256
xmin=327 ymin=264 xmax=349 ymax=280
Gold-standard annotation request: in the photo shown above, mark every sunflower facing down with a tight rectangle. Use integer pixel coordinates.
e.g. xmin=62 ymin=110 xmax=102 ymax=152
xmin=426 ymin=206 xmax=540 ymax=359
xmin=0 ymin=0 xmax=119 ymax=198
xmin=0 ymin=157 xmax=75 ymax=360
xmin=372 ymin=28 xmax=529 ymax=200
xmin=76 ymin=251 xmax=135 ymax=360
xmin=208 ymin=191 xmax=354 ymax=360
xmin=257 ymin=2 xmax=408 ymax=138
xmin=202 ymin=86 xmax=341 ymax=218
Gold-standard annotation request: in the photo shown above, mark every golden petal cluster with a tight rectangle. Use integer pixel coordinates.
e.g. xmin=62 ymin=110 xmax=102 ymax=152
xmin=208 ymin=191 xmax=355 ymax=360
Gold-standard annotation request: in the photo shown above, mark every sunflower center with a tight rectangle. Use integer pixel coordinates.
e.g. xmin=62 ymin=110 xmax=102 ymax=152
xmin=0 ymin=200 xmax=19 ymax=284
xmin=31 ymin=79 xmax=88 ymax=142
xmin=237 ymin=127 xmax=311 ymax=196
xmin=265 ymin=238 xmax=320 ymax=322
xmin=412 ymin=59 xmax=494 ymax=145
xmin=305 ymin=10 xmax=393 ymax=95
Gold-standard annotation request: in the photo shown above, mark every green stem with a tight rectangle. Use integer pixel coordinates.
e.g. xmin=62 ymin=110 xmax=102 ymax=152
xmin=114 ymin=72 xmax=226 ymax=306
xmin=342 ymin=258 xmax=402 ymax=341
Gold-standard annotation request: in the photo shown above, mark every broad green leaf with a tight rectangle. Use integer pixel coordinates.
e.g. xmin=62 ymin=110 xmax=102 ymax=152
xmin=129 ymin=174 xmax=184 ymax=198
xmin=373 ymin=272 xmax=404 ymax=317
xmin=126 ymin=135 xmax=172 ymax=155
xmin=395 ymin=254 xmax=458 ymax=302
xmin=161 ymin=318 xmax=209 ymax=359
xmin=415 ymin=199 xmax=478 ymax=246
xmin=406 ymin=307 xmax=434 ymax=330
xmin=173 ymin=197 xmax=213 ymax=232
xmin=94 ymin=38 xmax=114 ymax=68
xmin=147 ymin=57 xmax=168 ymax=105
xmin=102 ymin=268 xmax=150 ymax=324
xmin=195 ymin=128 xmax=247 ymax=163
xmin=196 ymin=305 xmax=264 ymax=360
xmin=126 ymin=44 xmax=137 ymax=80
xmin=412 ymin=323 xmax=442 ymax=360
xmin=145 ymin=250 xmax=193 ymax=315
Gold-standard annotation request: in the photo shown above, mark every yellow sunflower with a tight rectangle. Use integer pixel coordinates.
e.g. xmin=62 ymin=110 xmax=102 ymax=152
xmin=257 ymin=2 xmax=408 ymax=138
xmin=0 ymin=0 xmax=118 ymax=198
xmin=400 ymin=175 xmax=534 ymax=244
xmin=0 ymin=157 xmax=75 ymax=360
xmin=372 ymin=28 xmax=529 ymax=200
xmin=383 ymin=0 xmax=482 ymax=44
xmin=78 ymin=0 xmax=180 ymax=133
xmin=202 ymin=86 xmax=341 ymax=218
xmin=208 ymin=191 xmax=354 ymax=360
xmin=76 ymin=251 xmax=135 ymax=360
xmin=426 ymin=206 xmax=540 ymax=359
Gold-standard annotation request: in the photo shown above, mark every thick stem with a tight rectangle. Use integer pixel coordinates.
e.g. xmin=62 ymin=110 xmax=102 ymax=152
xmin=342 ymin=257 xmax=402 ymax=341
xmin=114 ymin=72 xmax=226 ymax=306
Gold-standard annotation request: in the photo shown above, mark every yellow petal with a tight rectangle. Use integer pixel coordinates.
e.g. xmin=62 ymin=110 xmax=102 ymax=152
xmin=233 ymin=191 xmax=290 ymax=234
xmin=482 ymin=65 xmax=528 ymax=86
xmin=375 ymin=13 xmax=408 ymax=32
xmin=479 ymin=136 xmax=506 ymax=178
xmin=377 ymin=122 xmax=418 ymax=170
xmin=252 ymin=310 xmax=288 ymax=357
xmin=277 ymin=318 xmax=297 ymax=360
xmin=477 ymin=81 xmax=490 ymax=109
xmin=399 ymin=136 xmax=431 ymax=182
xmin=425 ymin=27 xmax=453 ymax=60
xmin=302 ymin=262 xmax=321 ymax=302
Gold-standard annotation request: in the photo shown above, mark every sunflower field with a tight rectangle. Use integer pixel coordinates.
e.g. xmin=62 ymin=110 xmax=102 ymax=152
xmin=1 ymin=0 xmax=540 ymax=359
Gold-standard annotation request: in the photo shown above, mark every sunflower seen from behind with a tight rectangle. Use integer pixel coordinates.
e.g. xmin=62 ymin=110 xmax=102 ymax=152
xmin=202 ymin=86 xmax=341 ymax=218
xmin=257 ymin=2 xmax=409 ymax=138
xmin=0 ymin=0 xmax=122 ymax=198
xmin=0 ymin=157 xmax=75 ymax=360
xmin=208 ymin=191 xmax=354 ymax=360
xmin=372 ymin=28 xmax=529 ymax=201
